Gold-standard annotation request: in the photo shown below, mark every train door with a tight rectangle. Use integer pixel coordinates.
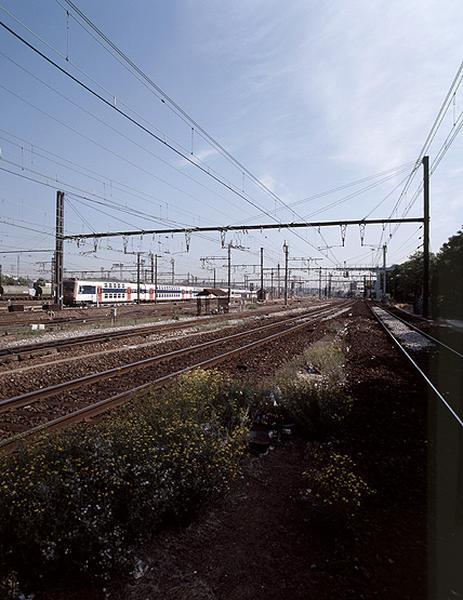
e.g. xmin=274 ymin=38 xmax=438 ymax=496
xmin=127 ymin=287 xmax=132 ymax=302
xmin=96 ymin=286 xmax=103 ymax=304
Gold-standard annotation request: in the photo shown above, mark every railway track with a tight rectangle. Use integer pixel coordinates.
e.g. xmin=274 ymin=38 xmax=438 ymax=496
xmin=0 ymin=303 xmax=199 ymax=334
xmin=0 ymin=302 xmax=332 ymax=365
xmin=369 ymin=303 xmax=463 ymax=427
xmin=0 ymin=302 xmax=349 ymax=453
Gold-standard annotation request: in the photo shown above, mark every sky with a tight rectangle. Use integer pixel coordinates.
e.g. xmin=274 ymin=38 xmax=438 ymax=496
xmin=0 ymin=0 xmax=462 ymax=287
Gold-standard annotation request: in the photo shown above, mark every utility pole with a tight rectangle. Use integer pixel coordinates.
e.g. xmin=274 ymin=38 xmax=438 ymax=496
xmin=154 ymin=254 xmax=158 ymax=303
xmin=422 ymin=155 xmax=430 ymax=318
xmin=318 ymin=267 xmax=322 ymax=300
xmin=213 ymin=267 xmax=216 ymax=288
xmin=277 ymin=263 xmax=281 ymax=299
xmin=270 ymin=268 xmax=274 ymax=300
xmin=283 ymin=242 xmax=289 ymax=305
xmin=136 ymin=252 xmax=141 ymax=304
xmin=227 ymin=243 xmax=232 ymax=306
xmin=382 ymin=244 xmax=387 ymax=301
xmin=171 ymin=258 xmax=175 ymax=285
xmin=54 ymin=191 xmax=64 ymax=309
xmin=328 ymin=272 xmax=332 ymax=298
xmin=260 ymin=246 xmax=264 ymax=301
xmin=150 ymin=254 xmax=154 ymax=284
xmin=363 ymin=275 xmax=367 ymax=298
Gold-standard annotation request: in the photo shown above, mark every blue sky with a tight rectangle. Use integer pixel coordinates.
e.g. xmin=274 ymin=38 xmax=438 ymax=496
xmin=0 ymin=0 xmax=462 ymax=285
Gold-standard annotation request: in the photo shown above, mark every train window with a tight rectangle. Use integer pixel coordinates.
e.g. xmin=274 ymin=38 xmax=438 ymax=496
xmin=79 ymin=285 xmax=96 ymax=294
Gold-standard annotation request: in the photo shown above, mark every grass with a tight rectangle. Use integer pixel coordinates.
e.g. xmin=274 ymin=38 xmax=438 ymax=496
xmin=254 ymin=337 xmax=352 ymax=434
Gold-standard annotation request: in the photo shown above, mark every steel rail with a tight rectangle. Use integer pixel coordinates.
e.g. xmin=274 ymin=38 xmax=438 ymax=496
xmin=0 ymin=303 xmax=342 ymax=414
xmin=379 ymin=304 xmax=463 ymax=359
xmin=0 ymin=302 xmax=349 ymax=454
xmin=0 ymin=304 xmax=334 ymax=376
xmin=0 ymin=302 xmax=323 ymax=360
xmin=369 ymin=304 xmax=463 ymax=429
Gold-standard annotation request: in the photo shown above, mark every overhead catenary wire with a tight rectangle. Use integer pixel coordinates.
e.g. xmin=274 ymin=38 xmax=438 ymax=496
xmin=0 ymin=52 xmax=258 ymax=223
xmin=0 ymin=19 xmax=333 ymax=264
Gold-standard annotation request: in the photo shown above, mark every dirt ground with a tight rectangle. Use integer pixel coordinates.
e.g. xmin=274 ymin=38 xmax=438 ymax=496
xmin=39 ymin=302 xmax=436 ymax=599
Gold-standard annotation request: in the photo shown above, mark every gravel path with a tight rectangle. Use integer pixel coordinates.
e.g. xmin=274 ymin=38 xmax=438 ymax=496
xmin=372 ymin=307 xmax=434 ymax=350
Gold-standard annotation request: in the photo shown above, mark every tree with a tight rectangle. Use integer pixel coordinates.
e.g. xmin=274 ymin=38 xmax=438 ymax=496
xmin=390 ymin=227 xmax=463 ymax=319
xmin=433 ymin=228 xmax=463 ymax=318
xmin=389 ymin=251 xmax=436 ymax=313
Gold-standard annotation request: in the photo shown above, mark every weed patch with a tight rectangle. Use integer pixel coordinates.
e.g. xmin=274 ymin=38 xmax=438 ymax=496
xmin=301 ymin=444 xmax=374 ymax=527
xmin=0 ymin=369 xmax=249 ymax=592
xmin=259 ymin=338 xmax=352 ymax=434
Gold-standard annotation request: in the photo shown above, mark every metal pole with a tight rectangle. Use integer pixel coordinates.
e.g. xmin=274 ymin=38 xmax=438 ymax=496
xmin=422 ymin=155 xmax=430 ymax=318
xmin=154 ymin=254 xmax=158 ymax=303
xmin=382 ymin=244 xmax=387 ymax=301
xmin=277 ymin=263 xmax=281 ymax=299
xmin=270 ymin=268 xmax=274 ymax=300
xmin=227 ymin=243 xmax=231 ymax=306
xmin=171 ymin=258 xmax=175 ymax=285
xmin=284 ymin=242 xmax=289 ymax=305
xmin=328 ymin=272 xmax=332 ymax=298
xmin=136 ymin=252 xmax=141 ymax=304
xmin=150 ymin=254 xmax=154 ymax=284
xmin=54 ymin=191 xmax=64 ymax=309
xmin=318 ymin=267 xmax=322 ymax=300
xmin=260 ymin=246 xmax=264 ymax=301
xmin=213 ymin=267 xmax=216 ymax=288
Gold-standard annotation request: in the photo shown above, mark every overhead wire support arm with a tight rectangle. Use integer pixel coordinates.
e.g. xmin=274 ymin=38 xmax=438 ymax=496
xmin=62 ymin=217 xmax=424 ymax=241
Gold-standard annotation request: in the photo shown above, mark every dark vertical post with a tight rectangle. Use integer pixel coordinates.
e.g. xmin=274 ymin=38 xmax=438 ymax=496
xmin=328 ymin=272 xmax=332 ymax=298
xmin=382 ymin=244 xmax=387 ymax=301
xmin=318 ymin=267 xmax=322 ymax=300
xmin=422 ymin=155 xmax=430 ymax=318
xmin=363 ymin=275 xmax=367 ymax=298
xmin=171 ymin=258 xmax=175 ymax=285
xmin=283 ymin=242 xmax=289 ymax=305
xmin=154 ymin=254 xmax=158 ymax=303
xmin=270 ymin=268 xmax=274 ymax=300
xmin=277 ymin=263 xmax=281 ymax=299
xmin=150 ymin=254 xmax=154 ymax=284
xmin=136 ymin=252 xmax=141 ymax=304
xmin=54 ymin=191 xmax=64 ymax=309
xmin=213 ymin=267 xmax=216 ymax=288
xmin=260 ymin=247 xmax=264 ymax=301
xmin=227 ymin=243 xmax=231 ymax=307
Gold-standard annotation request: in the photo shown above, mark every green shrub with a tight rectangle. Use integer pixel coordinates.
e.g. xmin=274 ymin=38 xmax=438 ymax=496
xmin=301 ymin=446 xmax=374 ymax=526
xmin=0 ymin=369 xmax=249 ymax=591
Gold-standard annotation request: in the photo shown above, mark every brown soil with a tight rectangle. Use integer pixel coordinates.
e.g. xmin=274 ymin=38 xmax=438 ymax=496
xmin=38 ymin=301 xmax=435 ymax=599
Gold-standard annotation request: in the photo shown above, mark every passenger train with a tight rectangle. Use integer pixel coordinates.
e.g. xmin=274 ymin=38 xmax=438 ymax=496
xmin=63 ymin=278 xmax=254 ymax=306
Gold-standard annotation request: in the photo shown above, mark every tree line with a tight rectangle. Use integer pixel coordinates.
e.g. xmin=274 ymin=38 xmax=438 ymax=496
xmin=389 ymin=227 xmax=463 ymax=319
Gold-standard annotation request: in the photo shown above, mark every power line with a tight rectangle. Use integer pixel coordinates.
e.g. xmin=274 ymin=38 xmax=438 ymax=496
xmin=0 ymin=52 xmax=257 ymax=223
xmin=0 ymin=14 xmax=340 ymax=263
